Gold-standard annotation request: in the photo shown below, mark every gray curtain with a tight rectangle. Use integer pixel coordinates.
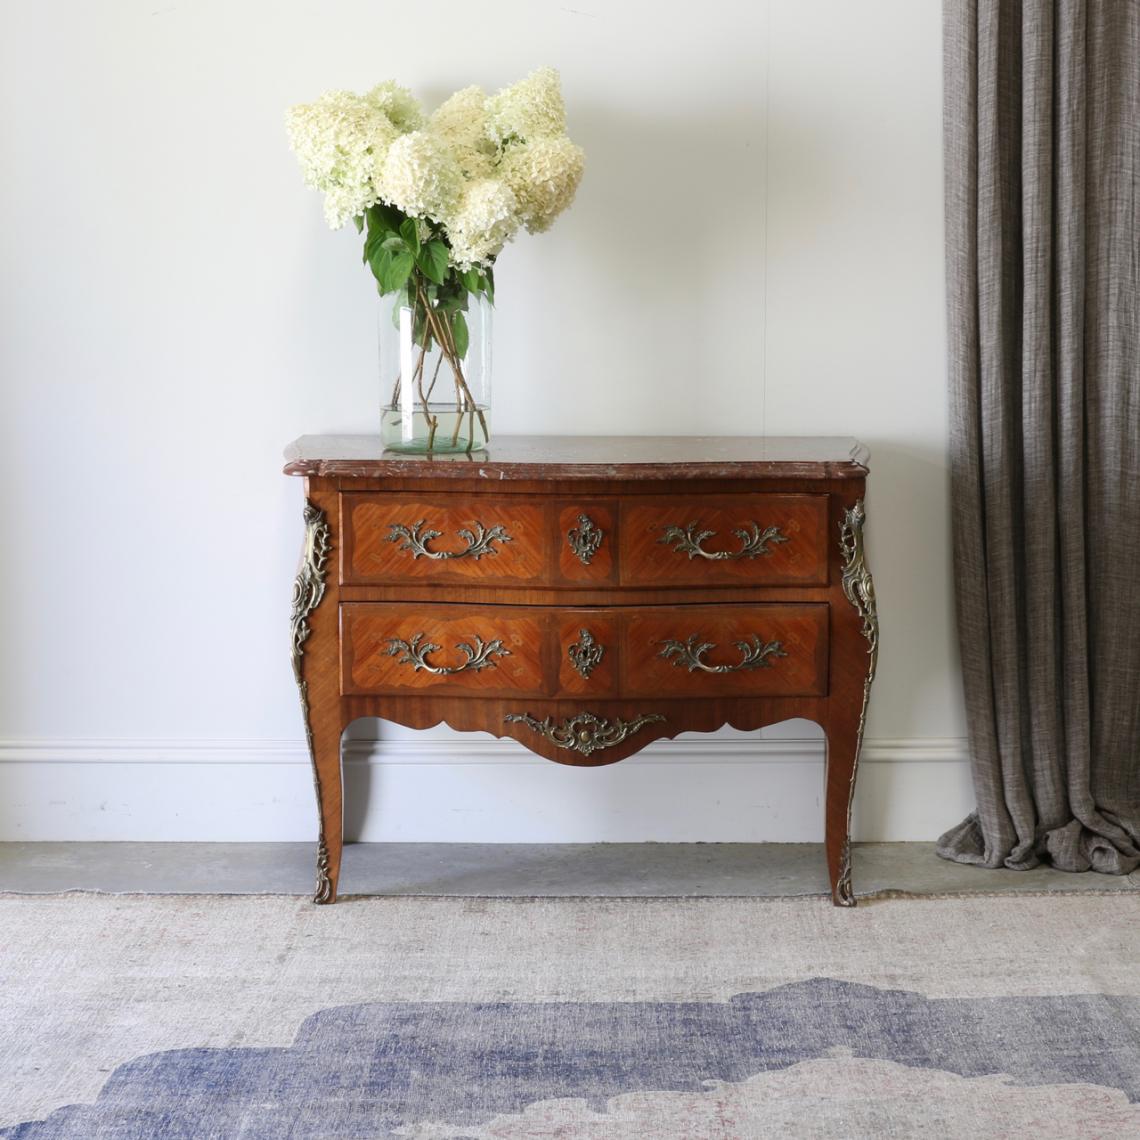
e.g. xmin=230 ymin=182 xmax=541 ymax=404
xmin=938 ymin=0 xmax=1140 ymax=875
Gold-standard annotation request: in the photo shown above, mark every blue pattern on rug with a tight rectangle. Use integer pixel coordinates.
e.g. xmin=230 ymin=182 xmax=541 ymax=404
xmin=3 ymin=978 xmax=1138 ymax=1138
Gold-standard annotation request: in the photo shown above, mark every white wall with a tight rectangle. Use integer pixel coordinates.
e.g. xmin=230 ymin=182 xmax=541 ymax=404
xmin=0 ymin=1 xmax=969 ymax=842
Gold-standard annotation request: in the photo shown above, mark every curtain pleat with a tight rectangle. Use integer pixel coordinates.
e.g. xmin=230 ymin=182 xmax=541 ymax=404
xmin=938 ymin=0 xmax=1140 ymax=875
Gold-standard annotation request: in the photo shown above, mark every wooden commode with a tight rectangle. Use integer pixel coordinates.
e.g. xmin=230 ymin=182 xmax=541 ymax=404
xmin=285 ymin=435 xmax=877 ymax=906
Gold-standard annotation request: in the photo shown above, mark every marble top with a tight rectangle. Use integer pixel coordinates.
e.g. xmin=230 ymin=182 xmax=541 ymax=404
xmin=284 ymin=435 xmax=870 ymax=481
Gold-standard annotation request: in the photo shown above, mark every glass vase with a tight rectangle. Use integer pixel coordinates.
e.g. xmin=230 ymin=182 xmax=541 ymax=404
xmin=379 ymin=279 xmax=492 ymax=454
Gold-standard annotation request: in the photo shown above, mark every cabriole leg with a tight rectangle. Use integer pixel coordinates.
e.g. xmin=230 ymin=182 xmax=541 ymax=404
xmin=826 ymin=497 xmax=879 ymax=907
xmin=824 ymin=712 xmax=861 ymax=906
xmin=308 ymin=717 xmax=345 ymax=903
xmin=291 ymin=499 xmax=342 ymax=903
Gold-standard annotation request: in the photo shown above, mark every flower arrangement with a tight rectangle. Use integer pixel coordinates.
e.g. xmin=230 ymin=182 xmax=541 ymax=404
xmin=286 ymin=68 xmax=584 ymax=452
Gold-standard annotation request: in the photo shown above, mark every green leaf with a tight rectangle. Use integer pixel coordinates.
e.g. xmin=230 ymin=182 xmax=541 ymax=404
xmin=353 ymin=215 xmax=364 ymax=234
xmin=368 ymin=245 xmax=390 ymax=286
xmin=386 ymin=250 xmax=415 ymax=293
xmin=484 ymin=266 xmax=495 ymax=304
xmin=451 ymin=310 xmax=469 ymax=358
xmin=460 ymin=268 xmax=483 ymax=294
xmin=363 ymin=228 xmax=387 ymax=265
xmin=399 ymin=217 xmax=420 ymax=253
xmin=369 ymin=247 xmax=415 ymax=295
xmin=417 ymin=240 xmax=450 ymax=285
xmin=367 ymin=202 xmax=403 ymax=234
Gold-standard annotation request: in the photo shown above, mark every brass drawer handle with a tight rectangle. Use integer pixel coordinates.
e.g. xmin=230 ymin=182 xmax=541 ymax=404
xmin=505 ymin=711 xmax=665 ymax=756
xmin=659 ymin=521 xmax=787 ymax=561
xmin=387 ymin=519 xmax=512 ymax=561
xmin=385 ymin=633 xmax=510 ymax=675
xmin=659 ymin=633 xmax=787 ymax=673
xmin=567 ymin=514 xmax=604 ymax=565
xmin=568 ymin=629 xmax=604 ymax=678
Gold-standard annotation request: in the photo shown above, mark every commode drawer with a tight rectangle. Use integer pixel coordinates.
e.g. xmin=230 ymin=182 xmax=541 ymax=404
xmin=620 ymin=495 xmax=829 ymax=587
xmin=622 ymin=603 xmax=828 ymax=698
xmin=342 ymin=494 xmax=546 ymax=586
xmin=341 ymin=602 xmax=826 ymax=700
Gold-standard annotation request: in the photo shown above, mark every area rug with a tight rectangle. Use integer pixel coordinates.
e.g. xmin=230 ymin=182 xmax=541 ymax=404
xmin=1 ymin=893 xmax=1138 ymax=1137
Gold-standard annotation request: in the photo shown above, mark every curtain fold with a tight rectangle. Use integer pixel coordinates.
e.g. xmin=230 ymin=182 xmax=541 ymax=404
xmin=938 ymin=0 xmax=1140 ymax=875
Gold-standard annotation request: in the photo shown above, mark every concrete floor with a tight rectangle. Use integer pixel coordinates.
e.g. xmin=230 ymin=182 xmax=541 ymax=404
xmin=1 ymin=842 xmax=1137 ymax=898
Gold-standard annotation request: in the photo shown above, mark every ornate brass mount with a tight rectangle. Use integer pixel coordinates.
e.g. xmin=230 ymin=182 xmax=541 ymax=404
xmin=659 ymin=521 xmax=788 ymax=561
xmin=835 ymin=499 xmax=878 ymax=907
xmin=291 ymin=503 xmax=331 ymax=682
xmin=290 ymin=500 xmax=333 ymax=904
xmin=840 ymin=501 xmax=878 ymax=668
xmin=567 ymin=514 xmax=603 ymax=565
xmin=568 ymin=629 xmax=604 ymax=678
xmin=659 ymin=633 xmax=787 ymax=673
xmin=505 ymin=711 xmax=665 ymax=757
xmin=387 ymin=519 xmax=511 ymax=561
xmin=385 ymin=632 xmax=510 ymax=675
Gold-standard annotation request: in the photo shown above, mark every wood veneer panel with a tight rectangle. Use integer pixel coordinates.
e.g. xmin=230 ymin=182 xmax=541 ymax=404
xmin=343 ymin=494 xmax=546 ymax=585
xmin=342 ymin=604 xmax=546 ymax=697
xmin=621 ymin=495 xmax=829 ymax=587
xmin=624 ymin=604 xmax=828 ymax=698
xmin=557 ymin=503 xmax=617 ymax=584
xmin=556 ymin=612 xmax=619 ymax=697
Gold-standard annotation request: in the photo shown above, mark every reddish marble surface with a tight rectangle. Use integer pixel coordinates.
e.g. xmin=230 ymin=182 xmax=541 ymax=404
xmin=284 ymin=435 xmax=870 ymax=481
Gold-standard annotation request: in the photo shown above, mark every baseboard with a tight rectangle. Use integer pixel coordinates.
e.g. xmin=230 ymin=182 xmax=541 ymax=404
xmin=0 ymin=735 xmax=973 ymax=843
xmin=0 ymin=735 xmax=968 ymax=766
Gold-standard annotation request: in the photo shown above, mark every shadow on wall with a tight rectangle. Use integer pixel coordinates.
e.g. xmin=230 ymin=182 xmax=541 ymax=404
xmin=343 ymin=728 xmax=375 ymax=842
xmin=851 ymin=438 xmax=966 ymax=841
xmin=859 ymin=440 xmax=960 ymax=731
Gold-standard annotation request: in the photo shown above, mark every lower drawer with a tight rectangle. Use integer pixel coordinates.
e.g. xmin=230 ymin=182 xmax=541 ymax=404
xmin=342 ymin=604 xmax=548 ymax=699
xmin=623 ymin=605 xmax=828 ymax=698
xmin=341 ymin=603 xmax=828 ymax=699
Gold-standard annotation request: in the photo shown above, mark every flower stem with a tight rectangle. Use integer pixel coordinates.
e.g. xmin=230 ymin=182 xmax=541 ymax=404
xmin=413 ymin=279 xmax=486 ymax=451
xmin=412 ymin=340 xmax=436 ymax=444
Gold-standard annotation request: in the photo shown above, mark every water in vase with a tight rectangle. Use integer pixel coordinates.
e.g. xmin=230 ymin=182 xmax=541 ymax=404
xmin=381 ymin=404 xmax=491 ymax=454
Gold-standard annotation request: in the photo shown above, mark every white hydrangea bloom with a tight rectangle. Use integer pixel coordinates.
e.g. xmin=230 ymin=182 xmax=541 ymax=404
xmin=288 ymin=69 xmax=582 ymax=261
xmin=485 ymin=67 xmax=566 ymax=145
xmin=445 ymin=179 xmax=521 ymax=268
xmin=365 ymin=81 xmax=424 ymax=133
xmin=286 ymin=90 xmax=399 ymax=229
xmin=428 ymin=85 xmax=496 ymax=179
xmin=500 ymin=135 xmax=585 ymax=233
xmin=377 ymin=131 xmax=462 ymax=221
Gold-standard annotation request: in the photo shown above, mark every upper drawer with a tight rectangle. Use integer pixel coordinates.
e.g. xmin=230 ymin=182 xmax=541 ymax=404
xmin=342 ymin=494 xmax=546 ymax=585
xmin=620 ymin=495 xmax=829 ymax=587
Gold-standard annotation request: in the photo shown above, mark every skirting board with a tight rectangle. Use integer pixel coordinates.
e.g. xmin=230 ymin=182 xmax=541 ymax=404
xmin=0 ymin=736 xmax=973 ymax=843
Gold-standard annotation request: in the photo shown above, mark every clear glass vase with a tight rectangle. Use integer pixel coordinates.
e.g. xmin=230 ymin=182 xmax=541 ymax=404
xmin=379 ymin=279 xmax=492 ymax=454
